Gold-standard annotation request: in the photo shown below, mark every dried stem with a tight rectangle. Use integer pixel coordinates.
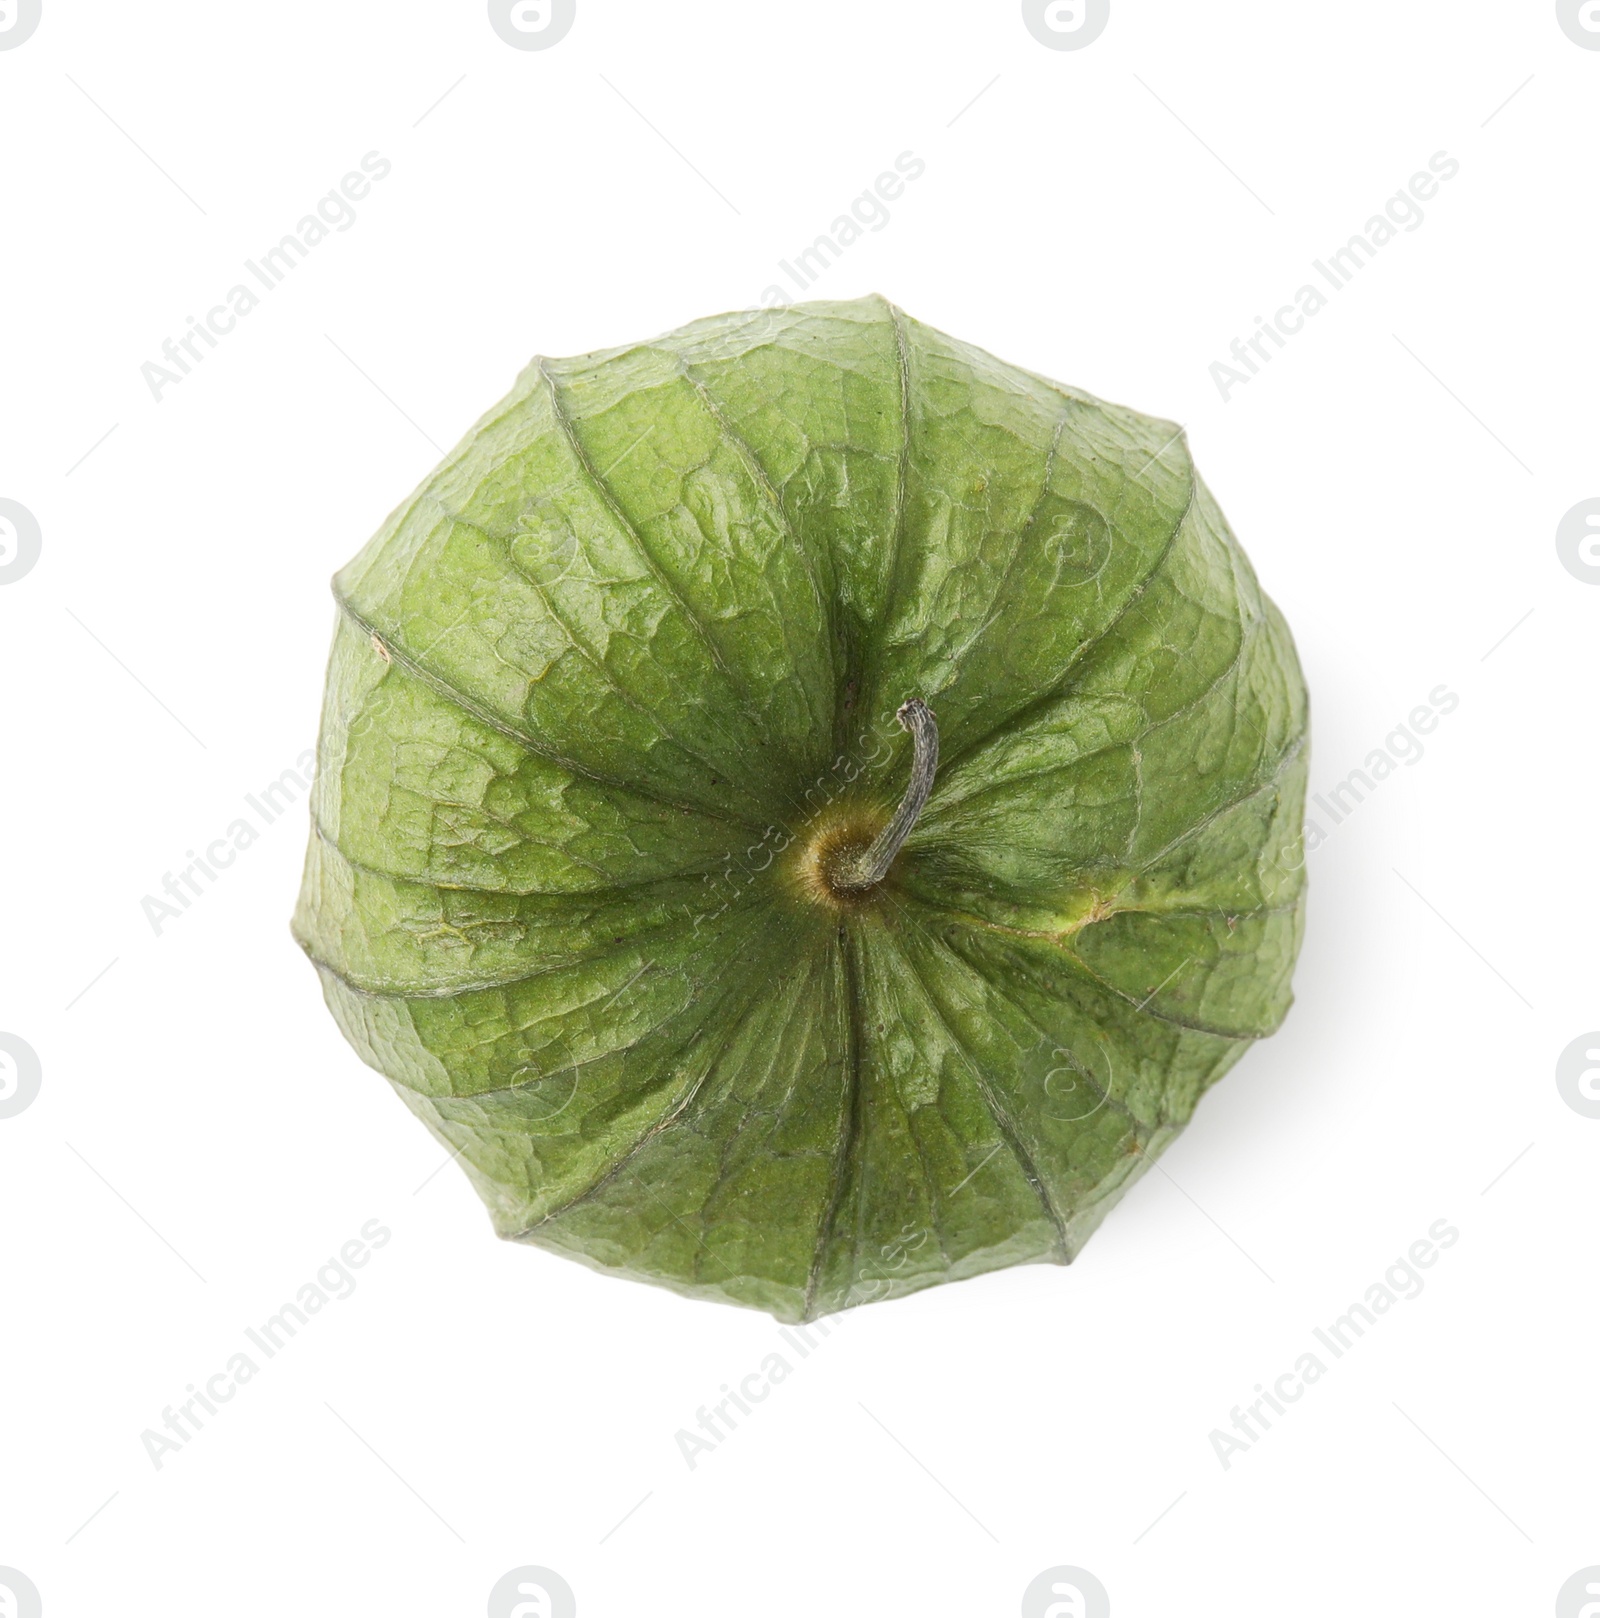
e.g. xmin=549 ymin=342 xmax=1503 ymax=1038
xmin=833 ymin=699 xmax=938 ymax=890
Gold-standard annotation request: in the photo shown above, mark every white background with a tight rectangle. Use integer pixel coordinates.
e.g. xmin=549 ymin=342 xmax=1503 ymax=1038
xmin=2 ymin=3 xmax=1597 ymax=1614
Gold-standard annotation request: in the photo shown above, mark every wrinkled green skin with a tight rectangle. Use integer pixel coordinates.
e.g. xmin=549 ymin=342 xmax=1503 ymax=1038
xmin=293 ymin=296 xmax=1308 ymax=1322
